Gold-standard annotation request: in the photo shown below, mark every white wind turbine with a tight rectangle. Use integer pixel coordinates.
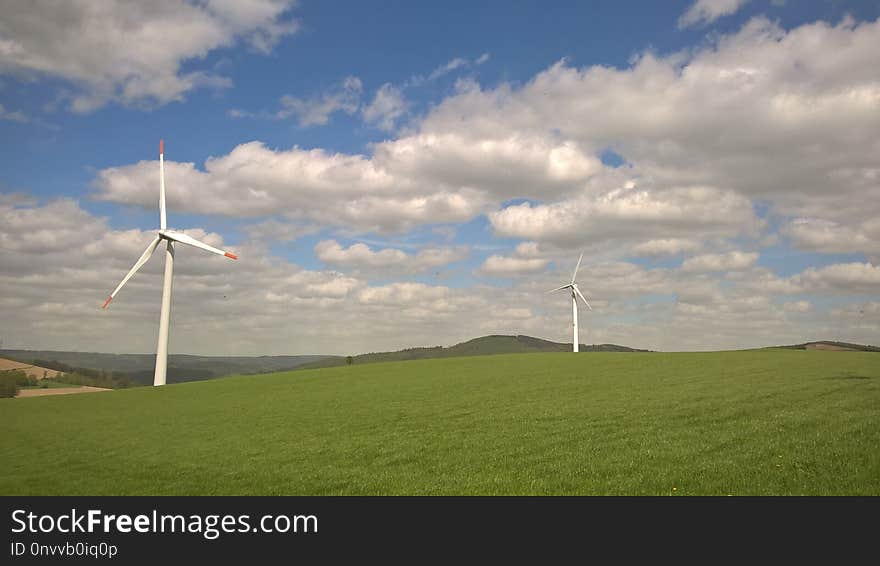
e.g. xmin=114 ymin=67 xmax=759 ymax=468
xmin=548 ymin=252 xmax=592 ymax=352
xmin=102 ymin=140 xmax=238 ymax=386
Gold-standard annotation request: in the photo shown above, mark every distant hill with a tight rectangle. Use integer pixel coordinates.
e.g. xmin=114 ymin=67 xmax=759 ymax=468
xmin=298 ymin=335 xmax=650 ymax=370
xmin=6 ymin=338 xmax=872 ymax=386
xmin=776 ymin=341 xmax=880 ymax=352
xmin=0 ymin=350 xmax=331 ymax=386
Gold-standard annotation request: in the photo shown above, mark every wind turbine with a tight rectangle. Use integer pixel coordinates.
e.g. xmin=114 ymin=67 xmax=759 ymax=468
xmin=548 ymin=252 xmax=592 ymax=352
xmin=102 ymin=140 xmax=238 ymax=386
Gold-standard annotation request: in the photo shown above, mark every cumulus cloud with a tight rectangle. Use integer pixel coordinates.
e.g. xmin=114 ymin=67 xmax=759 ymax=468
xmin=0 ymin=0 xmax=298 ymax=112
xmin=93 ymin=134 xmax=604 ymax=233
xmin=92 ymin=17 xmax=880 ymax=254
xmin=782 ymin=217 xmax=880 ymax=258
xmin=678 ymin=0 xmax=750 ymax=29
xmin=794 ymin=262 xmax=880 ymax=295
xmin=418 ymin=17 xmax=880 ymax=249
xmin=681 ymin=251 xmax=758 ymax=273
xmin=9 ymin=14 xmax=880 ymax=353
xmin=375 ymin=133 xmax=602 ymax=199
xmin=93 ymin=141 xmax=490 ymax=233
xmin=4 ymin=195 xmax=879 ymax=354
xmin=477 ymin=256 xmax=549 ymax=277
xmin=630 ymin=238 xmax=702 ymax=257
xmin=476 ymin=242 xmax=551 ymax=277
xmin=733 ymin=262 xmax=880 ymax=296
xmin=489 ymin=186 xmax=760 ymax=247
xmin=362 ymin=83 xmax=408 ymax=132
xmin=243 ymin=219 xmax=318 ymax=242
xmin=314 ymin=240 xmax=468 ymax=274
xmin=277 ymin=76 xmax=362 ymax=127
xmin=357 ymin=282 xmax=448 ymax=306
xmin=0 ymin=197 xmax=478 ymax=354
xmin=783 ymin=300 xmax=811 ymax=313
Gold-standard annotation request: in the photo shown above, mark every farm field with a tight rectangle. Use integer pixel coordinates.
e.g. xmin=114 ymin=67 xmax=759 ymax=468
xmin=1 ymin=349 xmax=878 ymax=495
xmin=0 ymin=357 xmax=61 ymax=379
xmin=16 ymin=385 xmax=110 ymax=398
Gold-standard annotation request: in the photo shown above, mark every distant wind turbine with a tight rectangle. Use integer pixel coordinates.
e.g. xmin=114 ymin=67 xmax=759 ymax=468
xmin=102 ymin=140 xmax=238 ymax=386
xmin=548 ymin=252 xmax=592 ymax=353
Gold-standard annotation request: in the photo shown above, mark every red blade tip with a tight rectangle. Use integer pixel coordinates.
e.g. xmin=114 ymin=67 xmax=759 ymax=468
xmin=102 ymin=296 xmax=113 ymax=309
xmin=224 ymin=252 xmax=238 ymax=260
xmin=159 ymin=139 xmax=164 ymax=154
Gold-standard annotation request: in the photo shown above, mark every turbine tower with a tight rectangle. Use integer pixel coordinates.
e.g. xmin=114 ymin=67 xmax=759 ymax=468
xmin=549 ymin=252 xmax=592 ymax=352
xmin=103 ymin=140 xmax=237 ymax=386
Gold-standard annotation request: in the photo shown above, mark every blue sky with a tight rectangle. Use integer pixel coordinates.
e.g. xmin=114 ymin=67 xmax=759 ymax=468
xmin=1 ymin=0 xmax=878 ymax=355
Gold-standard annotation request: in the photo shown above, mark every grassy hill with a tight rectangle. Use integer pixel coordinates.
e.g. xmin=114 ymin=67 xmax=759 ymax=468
xmin=0 ymin=350 xmax=331 ymax=385
xmin=777 ymin=341 xmax=880 ymax=352
xmin=2 ymin=349 xmax=877 ymax=495
xmin=0 ymin=335 xmax=648 ymax=379
xmin=299 ymin=334 xmax=649 ymax=369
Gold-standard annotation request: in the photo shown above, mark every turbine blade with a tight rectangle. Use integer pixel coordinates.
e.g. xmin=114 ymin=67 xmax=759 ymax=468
xmin=547 ymin=284 xmax=572 ymax=293
xmin=574 ymin=285 xmax=593 ymax=311
xmin=161 ymin=230 xmax=238 ymax=259
xmin=571 ymin=252 xmax=583 ymax=283
xmin=103 ymin=236 xmax=161 ymax=308
xmin=159 ymin=139 xmax=167 ymax=230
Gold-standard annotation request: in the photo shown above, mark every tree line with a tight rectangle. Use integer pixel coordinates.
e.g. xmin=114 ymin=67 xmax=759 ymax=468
xmin=29 ymin=360 xmax=137 ymax=389
xmin=0 ymin=370 xmax=37 ymax=397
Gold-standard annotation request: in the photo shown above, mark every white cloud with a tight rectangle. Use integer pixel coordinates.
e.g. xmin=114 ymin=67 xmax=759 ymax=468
xmin=678 ymin=0 xmax=750 ymax=29
xmin=418 ymin=17 xmax=880 ymax=248
xmin=733 ymin=262 xmax=880 ymax=296
xmin=489 ymin=186 xmax=760 ymax=247
xmin=478 ymin=256 xmax=549 ymax=277
xmin=729 ymin=267 xmax=802 ymax=295
xmin=26 ymin=14 xmax=880 ymax=353
xmin=408 ymin=53 xmax=490 ymax=87
xmin=782 ymin=217 xmax=880 ymax=258
xmin=830 ymin=301 xmax=880 ymax=321
xmin=93 ymin=133 xmax=606 ymax=233
xmin=362 ymin=83 xmax=408 ymax=132
xmin=476 ymin=241 xmax=551 ymax=277
xmin=357 ymin=282 xmax=447 ymax=306
xmin=372 ymin=133 xmax=603 ymax=203
xmin=315 ymin=240 xmax=467 ymax=274
xmin=630 ymin=238 xmax=701 ymax=257
xmin=243 ymin=219 xmax=318 ymax=242
xmin=87 ymin=10 xmax=880 ymax=342
xmin=794 ymin=262 xmax=880 ymax=295
xmin=783 ymin=300 xmax=811 ymax=313
xmin=428 ymin=58 xmax=468 ymax=81
xmin=278 ymin=76 xmax=362 ymax=127
xmin=4 ymin=196 xmax=880 ymax=354
xmin=681 ymin=251 xmax=758 ymax=272
xmin=93 ymin=16 xmax=880 ymax=248
xmin=93 ymin=141 xmax=491 ymax=233
xmin=0 ymin=0 xmax=298 ymax=112
xmin=0 ymin=103 xmax=27 ymax=122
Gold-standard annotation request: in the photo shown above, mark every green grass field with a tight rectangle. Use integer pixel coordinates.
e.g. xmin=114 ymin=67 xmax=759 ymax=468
xmin=1 ymin=349 xmax=878 ymax=495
